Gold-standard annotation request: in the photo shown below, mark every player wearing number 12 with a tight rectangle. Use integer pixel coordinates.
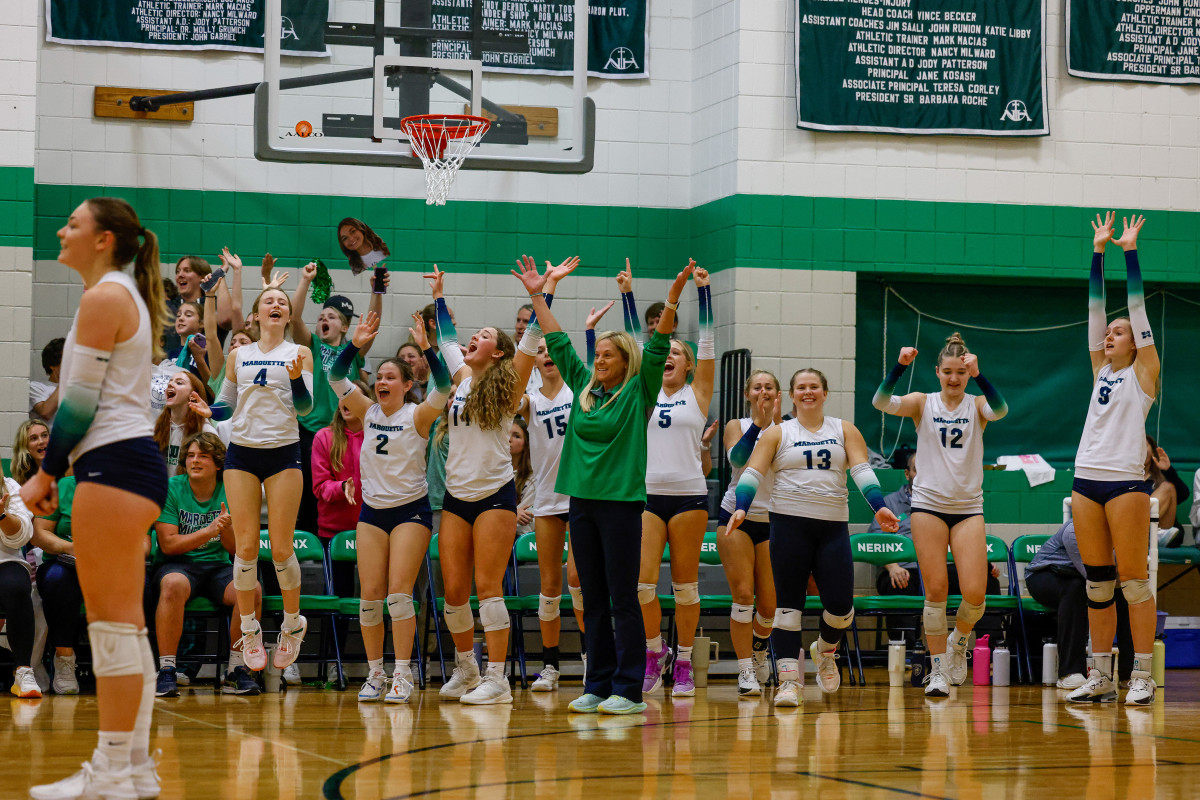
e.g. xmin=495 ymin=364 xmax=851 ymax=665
xmin=872 ymin=333 xmax=1009 ymax=698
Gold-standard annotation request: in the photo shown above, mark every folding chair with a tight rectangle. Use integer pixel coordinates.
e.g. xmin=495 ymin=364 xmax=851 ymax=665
xmin=1010 ymin=533 xmax=1052 ymax=680
xmin=849 ymin=532 xmax=924 ymax=684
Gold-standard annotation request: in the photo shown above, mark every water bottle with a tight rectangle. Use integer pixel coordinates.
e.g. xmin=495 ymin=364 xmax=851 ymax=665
xmin=1042 ymin=640 xmax=1058 ymax=686
xmin=888 ymin=640 xmax=906 ymax=687
xmin=910 ymin=640 xmax=927 ymax=687
xmin=1152 ymin=638 xmax=1166 ymax=687
xmin=973 ymin=634 xmax=991 ymax=685
xmin=993 ymin=643 xmax=1010 ymax=687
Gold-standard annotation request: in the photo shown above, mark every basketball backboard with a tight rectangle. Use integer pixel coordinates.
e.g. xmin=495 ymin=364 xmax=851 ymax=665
xmin=257 ymin=0 xmax=594 ymax=173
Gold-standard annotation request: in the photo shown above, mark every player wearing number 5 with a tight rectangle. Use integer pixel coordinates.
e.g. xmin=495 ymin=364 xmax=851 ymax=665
xmin=872 ymin=333 xmax=1008 ymax=697
xmin=208 ymin=286 xmax=315 ymax=674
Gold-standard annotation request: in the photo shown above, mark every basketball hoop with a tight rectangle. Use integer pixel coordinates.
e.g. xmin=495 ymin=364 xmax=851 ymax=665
xmin=400 ymin=114 xmax=491 ymax=206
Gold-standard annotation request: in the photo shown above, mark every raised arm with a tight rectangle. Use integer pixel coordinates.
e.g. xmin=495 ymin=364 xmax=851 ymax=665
xmin=725 ymin=425 xmax=781 ymax=535
xmin=362 ymin=271 xmax=388 ymax=359
xmin=1113 ymin=214 xmax=1160 ymax=394
xmin=290 ymin=262 xmax=317 ymax=349
xmin=1088 ymin=211 xmax=1114 ymax=375
xmin=511 ymin=256 xmax=580 ymax=410
xmin=513 ymin=257 xmax=591 ymax=391
xmin=844 ymin=421 xmax=900 ymax=532
xmin=426 ymin=265 xmax=469 ymax=384
xmin=326 ymin=311 xmax=379 ymax=422
xmin=692 ymin=266 xmax=715 ymax=413
xmin=639 ymin=260 xmax=694 ymax=404
xmin=616 ymin=258 xmax=642 ymax=340
xmin=585 ymin=300 xmax=615 ymax=367
xmin=961 ymin=353 xmax=1008 ymax=425
xmin=410 ymin=312 xmax=453 ymax=436
xmin=871 ymin=347 xmax=925 ymax=419
xmin=210 ymin=248 xmax=237 ymax=330
xmin=202 ymin=275 xmax=226 ymax=381
xmin=728 ymin=389 xmax=774 ymax=468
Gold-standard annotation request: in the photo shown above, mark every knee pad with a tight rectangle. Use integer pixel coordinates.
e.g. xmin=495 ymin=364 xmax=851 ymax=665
xmin=923 ymin=601 xmax=948 ymax=638
xmin=1085 ymin=564 xmax=1118 ymax=609
xmin=955 ymin=599 xmax=986 ymax=629
xmin=233 ymin=556 xmax=258 ymax=592
xmin=478 ymin=597 xmax=510 ymax=632
xmin=1121 ymin=578 xmax=1153 ymax=605
xmin=672 ymin=581 xmax=700 ymax=607
xmin=444 ymin=601 xmax=474 ymax=634
xmin=387 ymin=593 xmax=415 ymax=621
xmin=755 ymin=612 xmax=774 ymax=630
xmin=538 ymin=594 xmax=562 ymax=622
xmin=359 ymin=599 xmax=384 ymax=628
xmin=774 ymin=607 xmax=802 ymax=631
xmin=822 ymin=607 xmax=855 ymax=630
xmin=88 ymin=621 xmax=145 ymax=677
xmin=637 ymin=582 xmax=657 ymax=606
xmin=568 ymin=584 xmax=584 ymax=611
xmin=273 ymin=553 xmax=302 ymax=591
xmin=730 ymin=603 xmax=754 ymax=624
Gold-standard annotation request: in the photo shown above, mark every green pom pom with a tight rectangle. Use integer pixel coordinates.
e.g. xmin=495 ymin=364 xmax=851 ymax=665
xmin=310 ymin=259 xmax=333 ymax=304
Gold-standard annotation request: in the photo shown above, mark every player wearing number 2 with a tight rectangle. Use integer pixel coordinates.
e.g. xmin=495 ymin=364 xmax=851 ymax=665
xmin=872 ymin=332 xmax=1009 ymax=698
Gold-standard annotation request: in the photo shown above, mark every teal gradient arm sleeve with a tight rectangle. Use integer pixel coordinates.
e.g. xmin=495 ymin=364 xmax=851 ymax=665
xmin=1088 ymin=252 xmax=1107 ymax=352
xmin=697 ymin=284 xmax=714 ymax=360
xmin=42 ymin=344 xmax=109 ymax=478
xmin=1125 ymin=250 xmax=1153 ymax=347
xmin=518 ymin=293 xmax=550 ymax=357
xmin=291 ymin=372 xmax=314 ymax=416
xmin=330 ymin=343 xmax=360 ymax=383
xmin=434 ymin=297 xmax=466 ymax=377
xmin=209 ymin=374 xmax=236 ymax=421
xmin=973 ymin=373 xmax=1008 ymax=421
xmin=871 ymin=362 xmax=908 ymax=414
xmin=586 ymin=328 xmax=596 ymax=368
xmin=621 ymin=291 xmax=641 ymax=338
xmin=734 ymin=467 xmax=763 ymax=514
xmin=728 ymin=423 xmax=761 ymax=469
xmin=849 ymin=463 xmax=887 ymax=513
xmin=423 ymin=346 xmax=451 ymax=394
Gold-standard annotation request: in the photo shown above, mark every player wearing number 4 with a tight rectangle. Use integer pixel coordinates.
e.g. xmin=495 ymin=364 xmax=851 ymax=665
xmin=326 ymin=311 xmax=452 ymax=703
xmin=872 ymin=333 xmax=1009 ymax=698
xmin=730 ymin=369 xmax=900 ymax=707
xmin=1067 ymin=213 xmax=1160 ymax=706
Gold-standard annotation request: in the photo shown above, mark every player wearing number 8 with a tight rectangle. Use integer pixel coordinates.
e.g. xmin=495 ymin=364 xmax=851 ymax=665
xmin=872 ymin=333 xmax=1008 ymax=698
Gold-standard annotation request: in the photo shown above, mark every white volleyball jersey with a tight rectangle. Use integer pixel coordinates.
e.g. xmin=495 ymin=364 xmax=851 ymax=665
xmin=167 ymin=419 xmax=217 ymax=472
xmin=769 ymin=417 xmax=849 ymax=522
xmin=444 ymin=376 xmax=515 ymax=502
xmin=360 ymin=403 xmax=428 ymax=509
xmin=720 ymin=418 xmax=774 ymax=523
xmin=646 ymin=384 xmax=709 ymax=495
xmin=527 ymin=383 xmax=573 ymax=516
xmin=911 ymin=392 xmax=985 ymax=514
xmin=230 ymin=340 xmax=302 ymax=448
xmin=60 ymin=271 xmax=154 ymax=462
xmin=1075 ymin=364 xmax=1153 ymax=482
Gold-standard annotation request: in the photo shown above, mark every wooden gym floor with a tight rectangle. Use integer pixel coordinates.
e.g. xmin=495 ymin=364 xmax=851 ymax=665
xmin=4 ymin=669 xmax=1199 ymax=799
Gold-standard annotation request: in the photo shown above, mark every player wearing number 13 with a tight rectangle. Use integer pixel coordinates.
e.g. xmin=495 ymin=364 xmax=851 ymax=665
xmin=872 ymin=333 xmax=1009 ymax=698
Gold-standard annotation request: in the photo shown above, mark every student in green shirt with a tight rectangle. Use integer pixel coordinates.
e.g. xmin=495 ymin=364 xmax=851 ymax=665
xmin=151 ymin=432 xmax=263 ymax=698
xmin=33 ymin=475 xmax=83 ymax=695
xmin=513 ymin=256 xmax=694 ymax=715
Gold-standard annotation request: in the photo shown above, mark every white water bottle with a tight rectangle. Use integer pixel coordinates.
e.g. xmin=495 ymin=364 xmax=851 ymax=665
xmin=1042 ymin=641 xmax=1058 ymax=686
xmin=992 ymin=644 xmax=1010 ymax=687
xmin=888 ymin=640 xmax=906 ymax=687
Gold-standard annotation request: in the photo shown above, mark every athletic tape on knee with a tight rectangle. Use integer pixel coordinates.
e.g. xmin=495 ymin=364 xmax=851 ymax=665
xmin=88 ymin=621 xmax=145 ymax=677
xmin=274 ymin=553 xmax=302 ymax=591
xmin=443 ymin=601 xmax=474 ymax=634
xmin=359 ymin=599 xmax=384 ymax=628
xmin=923 ymin=601 xmax=948 ymax=638
xmin=1121 ymin=578 xmax=1153 ymax=605
xmin=822 ymin=607 xmax=855 ymax=630
xmin=774 ymin=607 xmax=802 ymax=631
xmin=730 ymin=603 xmax=754 ymax=624
xmin=955 ymin=599 xmax=986 ymax=629
xmin=478 ymin=597 xmax=510 ymax=632
xmin=637 ymin=582 xmax=657 ymax=606
xmin=568 ymin=584 xmax=584 ymax=611
xmin=387 ymin=593 xmax=415 ymax=621
xmin=1085 ymin=564 xmax=1118 ymax=609
xmin=233 ymin=556 xmax=258 ymax=592
xmin=672 ymin=581 xmax=700 ymax=607
xmin=755 ymin=612 xmax=774 ymax=630
xmin=538 ymin=594 xmax=561 ymax=622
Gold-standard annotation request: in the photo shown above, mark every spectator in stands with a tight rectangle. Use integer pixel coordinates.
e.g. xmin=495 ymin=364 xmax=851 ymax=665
xmin=153 ymin=371 xmax=216 ymax=475
xmin=32 ymin=474 xmax=82 ymax=694
xmin=164 ymin=256 xmax=235 ymax=359
xmin=1026 ymin=520 xmax=1134 ymax=687
xmin=29 ymin=337 xmax=64 ymax=423
xmin=200 ymin=258 xmax=247 ymax=398
xmin=515 ymin=304 xmax=533 ymax=341
xmin=0 ymin=464 xmax=39 ymax=697
xmin=311 ymin=383 xmax=368 ymax=604
xmin=11 ymin=419 xmax=50 ymax=484
xmin=396 ymin=342 xmax=429 ymax=403
xmin=644 ymin=302 xmax=678 ymax=336
xmin=1146 ymin=435 xmax=1189 ymax=543
xmin=510 ymin=418 xmax=535 ymax=535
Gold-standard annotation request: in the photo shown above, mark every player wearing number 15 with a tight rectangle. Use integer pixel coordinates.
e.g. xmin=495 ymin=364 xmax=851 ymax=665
xmin=872 ymin=333 xmax=1009 ymax=698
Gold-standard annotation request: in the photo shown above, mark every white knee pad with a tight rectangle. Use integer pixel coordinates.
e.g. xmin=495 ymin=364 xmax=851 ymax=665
xmin=233 ymin=556 xmax=258 ymax=592
xmin=444 ymin=601 xmax=474 ymax=634
xmin=568 ymin=584 xmax=584 ymax=611
xmin=730 ymin=603 xmax=754 ymax=624
xmin=672 ymin=581 xmax=700 ymax=607
xmin=923 ymin=601 xmax=949 ymax=638
xmin=755 ymin=612 xmax=774 ymax=630
xmin=637 ymin=582 xmax=658 ymax=606
xmin=955 ymin=599 xmax=986 ymax=629
xmin=774 ymin=607 xmax=802 ymax=631
xmin=1121 ymin=578 xmax=1153 ymax=605
xmin=478 ymin=597 xmax=510 ymax=632
xmin=274 ymin=553 xmax=302 ymax=591
xmin=538 ymin=594 xmax=562 ymax=622
xmin=88 ymin=621 xmax=146 ymax=677
xmin=822 ymin=607 xmax=855 ymax=630
xmin=387 ymin=593 xmax=415 ymax=621
xmin=359 ymin=599 xmax=384 ymax=628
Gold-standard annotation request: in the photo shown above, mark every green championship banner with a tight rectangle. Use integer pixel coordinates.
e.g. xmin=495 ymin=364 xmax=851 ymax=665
xmin=796 ymin=0 xmax=1047 ymax=136
xmin=430 ymin=0 xmax=648 ymax=78
xmin=46 ymin=0 xmax=329 ymax=57
xmin=1068 ymin=0 xmax=1200 ymax=83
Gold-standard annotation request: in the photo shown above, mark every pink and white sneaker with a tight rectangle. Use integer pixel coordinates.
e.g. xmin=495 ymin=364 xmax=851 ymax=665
xmin=670 ymin=660 xmax=696 ymax=697
xmin=273 ymin=616 xmax=308 ymax=670
xmin=643 ymin=644 xmax=670 ymax=693
xmin=236 ymin=627 xmax=268 ymax=672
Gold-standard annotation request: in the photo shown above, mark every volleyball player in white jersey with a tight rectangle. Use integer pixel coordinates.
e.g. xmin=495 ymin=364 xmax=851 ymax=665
xmin=208 ymin=286 xmax=314 ymax=674
xmin=717 ymin=370 xmax=781 ymax=697
xmin=22 ymin=198 xmax=170 ymax=800
xmin=872 ymin=333 xmax=1009 ymax=697
xmin=1067 ymin=213 xmax=1160 ymax=705
xmin=428 ymin=259 xmax=561 ymax=704
xmin=730 ymin=368 xmax=898 ymax=707
xmin=640 ymin=265 xmax=714 ymax=697
xmin=322 ymin=311 xmax=452 ymax=703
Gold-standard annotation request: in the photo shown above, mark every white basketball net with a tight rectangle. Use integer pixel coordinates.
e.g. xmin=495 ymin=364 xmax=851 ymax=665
xmin=400 ymin=115 xmax=491 ymax=206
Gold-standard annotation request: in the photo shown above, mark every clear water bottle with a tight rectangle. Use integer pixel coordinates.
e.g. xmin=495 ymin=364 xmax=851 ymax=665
xmin=1042 ymin=640 xmax=1058 ymax=686
xmin=993 ymin=643 xmax=1010 ymax=687
xmin=888 ymin=640 xmax=907 ymax=687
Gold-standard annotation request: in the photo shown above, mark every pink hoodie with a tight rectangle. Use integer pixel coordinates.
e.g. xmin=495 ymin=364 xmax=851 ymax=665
xmin=311 ymin=425 xmax=364 ymax=539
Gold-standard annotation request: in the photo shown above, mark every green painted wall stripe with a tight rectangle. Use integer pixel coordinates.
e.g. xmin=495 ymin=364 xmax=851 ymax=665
xmin=0 ymin=167 xmax=35 ymax=248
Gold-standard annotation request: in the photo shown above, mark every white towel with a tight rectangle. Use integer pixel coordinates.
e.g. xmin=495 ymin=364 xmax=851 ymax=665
xmin=997 ymin=455 xmax=1056 ymax=488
